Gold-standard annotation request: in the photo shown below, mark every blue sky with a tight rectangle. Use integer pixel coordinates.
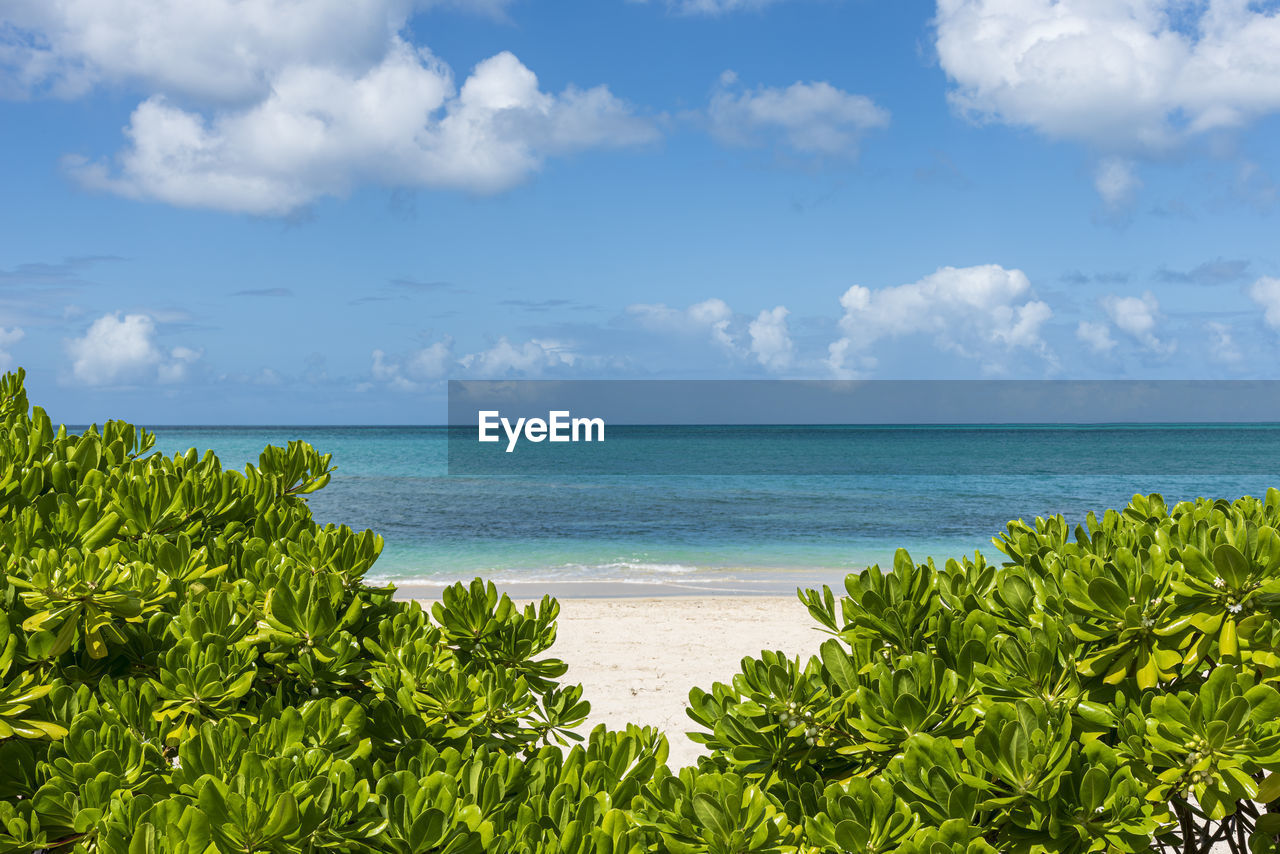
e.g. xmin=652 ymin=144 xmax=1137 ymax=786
xmin=3 ymin=0 xmax=1280 ymax=423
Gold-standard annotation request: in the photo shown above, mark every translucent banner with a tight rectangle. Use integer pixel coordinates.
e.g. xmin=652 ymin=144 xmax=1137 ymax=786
xmin=446 ymin=380 xmax=1280 ymax=475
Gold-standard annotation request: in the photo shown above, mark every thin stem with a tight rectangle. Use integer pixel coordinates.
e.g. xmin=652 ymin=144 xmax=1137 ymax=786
xmin=1175 ymin=800 xmax=1196 ymax=854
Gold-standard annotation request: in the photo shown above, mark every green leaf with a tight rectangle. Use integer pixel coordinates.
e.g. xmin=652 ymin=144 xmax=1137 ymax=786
xmin=1080 ymin=767 xmax=1109 ymax=814
xmin=1086 ymin=577 xmax=1129 ymax=615
xmin=820 ymin=639 xmax=858 ymax=693
xmin=1257 ymin=774 xmax=1280 ymax=804
xmin=1214 ymin=544 xmax=1250 ymax=589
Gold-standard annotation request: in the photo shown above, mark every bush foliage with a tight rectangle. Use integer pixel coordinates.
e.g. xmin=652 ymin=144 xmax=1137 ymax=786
xmin=2 ymin=366 xmax=1280 ymax=853
xmin=0 ymin=370 xmax=667 ymax=853
xmin=691 ymin=495 xmax=1280 ymax=853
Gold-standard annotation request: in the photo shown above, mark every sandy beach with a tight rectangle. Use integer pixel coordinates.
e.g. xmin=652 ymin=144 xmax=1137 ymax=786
xmin=555 ymin=594 xmax=824 ymax=768
xmin=535 ymin=595 xmax=828 ymax=768
xmin=409 ymin=592 xmax=829 ymax=767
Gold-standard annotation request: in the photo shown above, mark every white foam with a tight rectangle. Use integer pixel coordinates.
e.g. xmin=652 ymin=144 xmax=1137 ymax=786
xmin=370 ymin=562 xmax=745 ymax=588
xmin=577 ymin=561 xmax=698 ymax=575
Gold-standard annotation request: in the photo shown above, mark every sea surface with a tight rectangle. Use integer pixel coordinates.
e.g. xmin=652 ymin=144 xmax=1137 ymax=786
xmin=145 ymin=425 xmax=1280 ymax=595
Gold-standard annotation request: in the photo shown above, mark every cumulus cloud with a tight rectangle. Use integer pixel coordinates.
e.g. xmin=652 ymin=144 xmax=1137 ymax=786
xmin=936 ymin=0 xmax=1280 ymax=149
xmin=629 ymin=0 xmax=790 ymax=14
xmin=370 ymin=339 xmax=454 ymax=390
xmin=66 ymin=312 xmax=200 ymax=385
xmin=628 ymin=298 xmax=737 ymax=353
xmin=708 ymin=71 xmax=889 ymax=157
xmin=458 ymin=337 xmax=579 ymax=376
xmin=1102 ymin=291 xmax=1175 ymax=355
xmin=371 ymin=350 xmax=417 ymax=393
xmin=628 ymin=297 xmax=798 ymax=372
xmin=66 ymin=46 xmax=657 ymax=214
xmin=1206 ymin=321 xmax=1242 ymax=365
xmin=406 ymin=340 xmax=453 ymax=379
xmin=935 ymin=0 xmax=1280 ymax=203
xmin=0 ymin=327 xmax=24 ymax=372
xmin=748 ymin=306 xmax=794 ymax=371
xmin=1248 ymin=276 xmax=1280 ymax=330
xmin=0 ymin=0 xmax=505 ymax=101
xmin=1094 ymin=157 xmax=1142 ymax=208
xmin=826 ymin=264 xmax=1054 ymax=377
xmin=1076 ymin=320 xmax=1117 ymax=355
xmin=4 ymin=2 xmax=655 ymax=213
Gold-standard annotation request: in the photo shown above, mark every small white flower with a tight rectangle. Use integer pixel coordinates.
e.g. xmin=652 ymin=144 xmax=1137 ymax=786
xmin=169 ymin=756 xmax=182 ymax=769
xmin=1228 ymin=603 xmax=1243 ymax=614
xmin=1141 ymin=617 xmax=1155 ymax=629
xmin=1213 ymin=578 xmax=1225 ymax=589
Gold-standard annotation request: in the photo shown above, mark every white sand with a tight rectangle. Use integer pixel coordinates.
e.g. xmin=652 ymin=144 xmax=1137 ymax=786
xmin=547 ymin=596 xmax=828 ymax=768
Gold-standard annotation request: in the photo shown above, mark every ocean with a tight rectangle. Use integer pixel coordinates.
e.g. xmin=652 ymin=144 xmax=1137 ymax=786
xmin=147 ymin=425 xmax=1280 ymax=595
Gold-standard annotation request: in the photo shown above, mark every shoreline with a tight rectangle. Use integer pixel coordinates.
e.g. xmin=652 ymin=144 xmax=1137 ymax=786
xmin=391 ymin=569 xmax=856 ymax=601
xmin=395 ymin=581 xmax=813 ymax=600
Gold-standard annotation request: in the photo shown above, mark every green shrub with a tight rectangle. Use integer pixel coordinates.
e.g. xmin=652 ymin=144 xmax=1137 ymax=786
xmin=0 ymin=369 xmax=668 ymax=853
xmin=689 ymin=492 xmax=1280 ymax=853
xmin=6 ymin=362 xmax=1280 ymax=853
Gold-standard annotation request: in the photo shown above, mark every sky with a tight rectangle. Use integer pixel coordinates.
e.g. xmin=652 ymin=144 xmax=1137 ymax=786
xmin=3 ymin=0 xmax=1280 ymax=424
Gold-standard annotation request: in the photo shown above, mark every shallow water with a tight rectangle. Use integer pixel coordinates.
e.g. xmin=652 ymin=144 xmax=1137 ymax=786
xmin=145 ymin=425 xmax=1280 ymax=592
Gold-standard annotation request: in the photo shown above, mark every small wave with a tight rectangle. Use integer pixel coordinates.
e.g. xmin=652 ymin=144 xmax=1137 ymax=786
xmin=369 ymin=563 xmax=741 ymax=588
xmin=380 ymin=575 xmax=788 ymax=597
xmin=576 ymin=560 xmax=698 ymax=575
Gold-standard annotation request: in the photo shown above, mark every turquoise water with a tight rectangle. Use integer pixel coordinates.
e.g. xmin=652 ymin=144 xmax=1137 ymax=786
xmin=145 ymin=426 xmax=1280 ymax=592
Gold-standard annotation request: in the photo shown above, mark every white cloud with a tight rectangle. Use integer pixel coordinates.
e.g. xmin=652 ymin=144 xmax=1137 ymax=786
xmin=1249 ymin=276 xmax=1280 ymax=330
xmin=370 ymin=339 xmax=454 ymax=390
xmin=254 ymin=367 xmax=283 ymax=386
xmin=827 ymin=264 xmax=1054 ymax=377
xmin=4 ymin=3 xmax=655 ymax=213
xmin=747 ymin=306 xmax=794 ymax=371
xmin=936 ymin=0 xmax=1280 ymax=151
xmin=1 ymin=0 xmax=510 ymax=101
xmin=406 ymin=340 xmax=453 ymax=379
xmin=1206 ymin=321 xmax=1242 ymax=365
xmin=66 ymin=312 xmax=200 ymax=385
xmin=1076 ymin=320 xmax=1117 ymax=354
xmin=629 ymin=0 xmax=788 ymax=14
xmin=1102 ymin=291 xmax=1174 ymax=355
xmin=709 ymin=71 xmax=889 ymax=157
xmin=158 ymin=345 xmax=203 ymax=383
xmin=0 ymin=327 xmax=24 ymax=372
xmin=630 ymin=297 xmax=796 ymax=371
xmin=459 ymin=337 xmax=578 ymax=376
xmin=67 ymin=46 xmax=656 ymax=214
xmin=1094 ymin=157 xmax=1142 ymax=208
xmin=370 ymin=350 xmax=418 ymax=392
xmin=629 ymin=298 xmax=737 ymax=352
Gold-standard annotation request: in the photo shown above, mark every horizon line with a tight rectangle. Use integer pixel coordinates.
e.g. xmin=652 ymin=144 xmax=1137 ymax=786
xmin=65 ymin=421 xmax=1280 ymax=429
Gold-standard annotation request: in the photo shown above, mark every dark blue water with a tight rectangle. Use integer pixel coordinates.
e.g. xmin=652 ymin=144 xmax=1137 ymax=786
xmin=146 ymin=426 xmax=1280 ymax=592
